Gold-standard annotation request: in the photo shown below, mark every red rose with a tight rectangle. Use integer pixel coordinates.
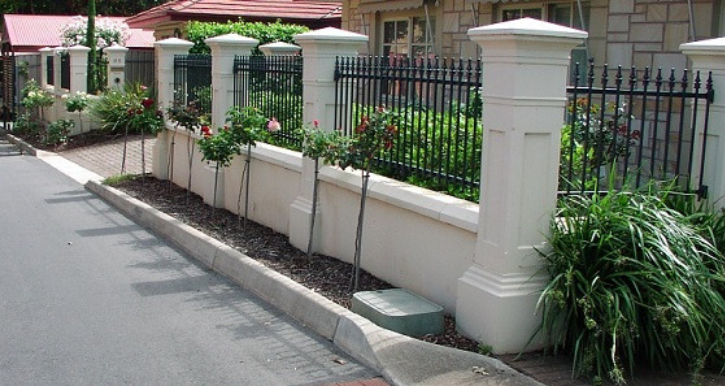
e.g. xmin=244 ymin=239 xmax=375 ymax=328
xmin=142 ymin=98 xmax=154 ymax=110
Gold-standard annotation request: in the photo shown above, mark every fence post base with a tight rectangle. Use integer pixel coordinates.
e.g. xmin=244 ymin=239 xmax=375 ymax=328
xmin=289 ymin=195 xmax=318 ymax=252
xmin=152 ymin=129 xmax=170 ymax=180
xmin=202 ymin=163 xmax=225 ymax=208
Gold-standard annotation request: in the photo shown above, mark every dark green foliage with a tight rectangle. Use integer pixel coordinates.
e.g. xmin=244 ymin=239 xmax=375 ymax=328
xmin=197 ymin=128 xmax=239 ymax=168
xmin=89 ymin=83 xmax=162 ymax=134
xmin=1 ymin=0 xmax=165 ymax=16
xmin=538 ymin=188 xmax=725 ymax=384
xmin=45 ymin=119 xmax=74 ymax=146
xmin=86 ymin=0 xmax=96 ymax=93
xmin=185 ymin=19 xmax=309 ymax=54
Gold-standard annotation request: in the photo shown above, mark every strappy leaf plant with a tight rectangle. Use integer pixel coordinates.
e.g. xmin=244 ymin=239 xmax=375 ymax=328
xmin=536 ymin=187 xmax=725 ymax=384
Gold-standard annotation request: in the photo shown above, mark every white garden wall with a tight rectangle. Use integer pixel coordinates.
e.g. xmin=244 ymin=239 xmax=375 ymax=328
xmin=153 ymin=124 xmax=478 ymax=312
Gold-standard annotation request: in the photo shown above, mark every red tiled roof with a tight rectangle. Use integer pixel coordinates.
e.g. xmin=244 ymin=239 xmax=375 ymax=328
xmin=2 ymin=14 xmax=155 ymax=50
xmin=126 ymin=0 xmax=342 ymax=29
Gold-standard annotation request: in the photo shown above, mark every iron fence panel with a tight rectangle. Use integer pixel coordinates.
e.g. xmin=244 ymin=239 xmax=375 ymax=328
xmin=563 ymin=62 xmax=714 ymax=198
xmin=233 ymin=55 xmax=303 ymax=149
xmin=334 ymin=55 xmax=483 ymax=197
xmin=173 ymin=54 xmax=212 ymax=117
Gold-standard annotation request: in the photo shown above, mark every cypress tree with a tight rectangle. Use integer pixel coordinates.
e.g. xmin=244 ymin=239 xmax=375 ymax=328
xmin=86 ymin=0 xmax=96 ymax=92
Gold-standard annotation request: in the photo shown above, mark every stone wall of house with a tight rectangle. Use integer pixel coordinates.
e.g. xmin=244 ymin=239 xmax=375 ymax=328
xmin=344 ymin=0 xmax=720 ymax=71
xmin=603 ymin=0 xmax=717 ymax=70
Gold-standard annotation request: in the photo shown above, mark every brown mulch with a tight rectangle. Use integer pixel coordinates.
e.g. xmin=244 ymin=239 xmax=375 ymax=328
xmin=113 ymin=176 xmax=481 ymax=354
xmin=19 ymin=130 xmax=123 ymax=152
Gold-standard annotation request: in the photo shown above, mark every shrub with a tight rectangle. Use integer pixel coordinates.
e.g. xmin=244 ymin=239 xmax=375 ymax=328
xmin=560 ymin=98 xmax=640 ymax=193
xmin=90 ymin=83 xmax=162 ymax=134
xmin=12 ymin=113 xmax=40 ymax=137
xmin=185 ymin=19 xmax=309 ymax=54
xmin=21 ymin=79 xmax=54 ymax=111
xmin=537 ymin=188 xmax=725 ymax=384
xmin=45 ymin=119 xmax=74 ymax=146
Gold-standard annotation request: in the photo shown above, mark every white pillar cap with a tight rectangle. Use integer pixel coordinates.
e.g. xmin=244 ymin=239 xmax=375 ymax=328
xmin=681 ymin=37 xmax=725 ymax=55
xmin=104 ymin=43 xmax=129 ymax=54
xmin=469 ymin=17 xmax=588 ymax=42
xmin=259 ymin=42 xmax=301 ymax=56
xmin=67 ymin=45 xmax=91 ymax=54
xmin=154 ymin=37 xmax=194 ymax=49
xmin=205 ymin=33 xmax=258 ymax=47
xmin=294 ymin=27 xmax=368 ymax=45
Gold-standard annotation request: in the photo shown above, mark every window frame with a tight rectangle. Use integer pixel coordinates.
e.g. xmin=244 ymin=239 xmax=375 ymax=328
xmin=380 ymin=15 xmax=436 ymax=58
xmin=497 ymin=0 xmax=589 ymax=30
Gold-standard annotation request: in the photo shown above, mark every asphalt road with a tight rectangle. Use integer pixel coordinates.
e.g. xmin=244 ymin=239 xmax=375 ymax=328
xmin=0 ymin=140 xmax=375 ymax=385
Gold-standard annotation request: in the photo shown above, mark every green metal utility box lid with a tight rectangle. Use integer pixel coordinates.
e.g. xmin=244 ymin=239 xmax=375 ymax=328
xmin=352 ymin=288 xmax=444 ymax=337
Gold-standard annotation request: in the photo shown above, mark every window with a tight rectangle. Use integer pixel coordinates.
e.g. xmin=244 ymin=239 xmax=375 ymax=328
xmin=498 ymin=1 xmax=589 ymax=30
xmin=382 ymin=16 xmax=436 ymax=58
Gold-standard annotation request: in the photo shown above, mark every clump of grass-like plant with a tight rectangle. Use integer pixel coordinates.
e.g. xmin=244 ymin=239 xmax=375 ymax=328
xmin=537 ymin=188 xmax=725 ymax=385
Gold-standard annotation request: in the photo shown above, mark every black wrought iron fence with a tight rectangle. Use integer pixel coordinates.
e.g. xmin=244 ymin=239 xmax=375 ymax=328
xmin=96 ymin=55 xmax=108 ymax=92
xmin=562 ymin=62 xmax=714 ymax=198
xmin=334 ymin=55 xmax=483 ymax=199
xmin=46 ymin=55 xmax=54 ymax=86
xmin=60 ymin=53 xmax=70 ymax=90
xmin=126 ymin=50 xmax=155 ymax=88
xmin=233 ymin=55 xmax=303 ymax=149
xmin=173 ymin=54 xmax=212 ymax=117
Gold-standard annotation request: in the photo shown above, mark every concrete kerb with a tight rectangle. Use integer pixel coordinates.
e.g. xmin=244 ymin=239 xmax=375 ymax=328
xmin=5 ymin=132 xmax=43 ymax=156
xmin=85 ymin=180 xmax=546 ymax=386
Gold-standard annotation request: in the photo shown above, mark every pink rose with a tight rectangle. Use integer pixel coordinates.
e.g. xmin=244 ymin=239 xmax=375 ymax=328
xmin=267 ymin=118 xmax=281 ymax=132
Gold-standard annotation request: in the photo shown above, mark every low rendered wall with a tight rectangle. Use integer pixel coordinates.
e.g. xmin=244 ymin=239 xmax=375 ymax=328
xmin=42 ymin=89 xmax=101 ymax=136
xmin=153 ymin=126 xmax=478 ymax=313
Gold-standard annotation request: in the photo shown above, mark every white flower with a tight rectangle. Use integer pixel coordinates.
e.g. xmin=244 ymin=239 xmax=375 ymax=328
xmin=61 ymin=94 xmax=69 ymax=100
xmin=28 ymin=91 xmax=37 ymax=98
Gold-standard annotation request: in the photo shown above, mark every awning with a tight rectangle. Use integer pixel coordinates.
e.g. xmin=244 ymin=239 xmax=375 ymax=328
xmin=467 ymin=0 xmax=525 ymax=3
xmin=358 ymin=0 xmax=425 ymax=14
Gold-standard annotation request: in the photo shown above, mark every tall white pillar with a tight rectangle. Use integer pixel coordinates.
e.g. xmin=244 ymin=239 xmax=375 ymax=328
xmin=455 ymin=18 xmax=587 ymax=354
xmin=205 ymin=34 xmax=258 ymax=129
xmin=681 ymin=38 xmax=725 ymax=208
xmin=152 ymin=38 xmax=193 ymax=180
xmin=67 ymin=45 xmax=91 ymax=94
xmin=104 ymin=44 xmax=129 ymax=91
xmin=288 ymin=28 xmax=368 ymax=252
xmin=53 ymin=47 xmax=65 ymax=92
xmin=154 ymin=38 xmax=194 ymax=115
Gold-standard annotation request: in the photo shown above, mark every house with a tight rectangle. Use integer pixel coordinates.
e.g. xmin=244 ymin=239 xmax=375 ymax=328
xmin=1 ymin=14 xmax=156 ymax=54
xmin=341 ymin=0 xmax=720 ymax=71
xmin=125 ymin=0 xmax=344 ymax=40
xmin=1 ymin=14 xmax=156 ymax=115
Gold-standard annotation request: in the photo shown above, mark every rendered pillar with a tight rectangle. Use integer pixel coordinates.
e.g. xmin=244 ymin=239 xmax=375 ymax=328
xmin=259 ymin=42 xmax=301 ymax=56
xmin=52 ymin=47 xmax=66 ymax=122
xmin=39 ymin=48 xmax=53 ymax=89
xmin=455 ymin=18 xmax=587 ymax=354
xmin=53 ymin=47 xmax=65 ymax=92
xmin=206 ymin=34 xmax=258 ymax=129
xmin=104 ymin=44 xmax=129 ymax=91
xmin=154 ymin=38 xmax=193 ymax=114
xmin=681 ymin=38 xmax=725 ymax=209
xmin=67 ymin=45 xmax=91 ymax=94
xmin=152 ymin=38 xmax=193 ymax=180
xmin=288 ymin=28 xmax=368 ymax=252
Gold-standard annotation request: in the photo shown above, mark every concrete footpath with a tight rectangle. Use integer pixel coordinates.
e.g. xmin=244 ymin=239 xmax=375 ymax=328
xmin=4 ymin=132 xmax=545 ymax=386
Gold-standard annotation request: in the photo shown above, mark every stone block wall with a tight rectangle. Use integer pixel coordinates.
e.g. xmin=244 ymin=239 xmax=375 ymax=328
xmin=605 ymin=0 xmax=717 ymax=70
